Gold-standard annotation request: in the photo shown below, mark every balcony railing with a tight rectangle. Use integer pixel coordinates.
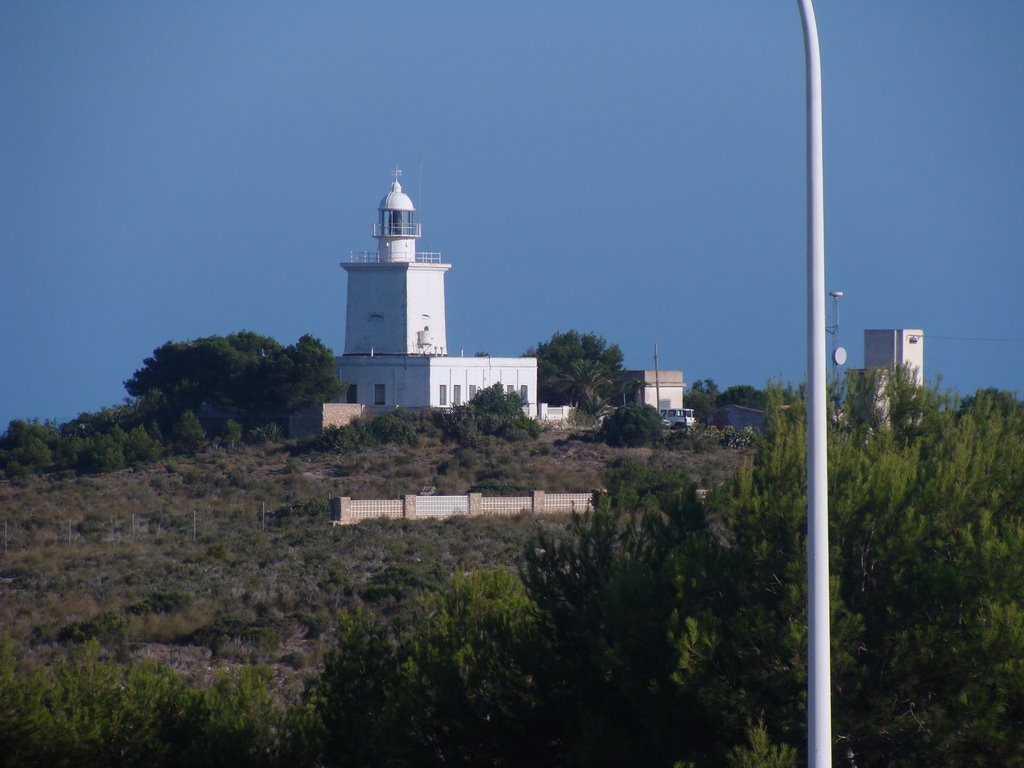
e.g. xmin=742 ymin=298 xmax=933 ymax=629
xmin=345 ymin=251 xmax=444 ymax=264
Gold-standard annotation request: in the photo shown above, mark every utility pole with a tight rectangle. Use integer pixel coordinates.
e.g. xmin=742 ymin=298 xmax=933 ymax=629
xmin=653 ymin=343 xmax=661 ymax=412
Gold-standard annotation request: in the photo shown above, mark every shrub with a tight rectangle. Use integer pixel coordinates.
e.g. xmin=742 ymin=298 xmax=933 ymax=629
xmin=274 ymin=497 xmax=328 ymax=524
xmin=435 ymin=385 xmax=538 ymax=446
xmin=1 ymin=420 xmax=56 ymax=475
xmin=221 ymin=419 xmax=243 ymax=449
xmin=58 ymin=610 xmax=129 ymax=654
xmin=316 ymin=409 xmax=419 ymax=453
xmin=124 ymin=424 xmax=162 ymax=464
xmin=78 ymin=432 xmax=127 ymax=473
xmin=172 ymin=410 xmax=206 ymax=451
xmin=599 ymin=404 xmax=663 ymax=447
xmin=247 ymin=422 xmax=283 ymax=444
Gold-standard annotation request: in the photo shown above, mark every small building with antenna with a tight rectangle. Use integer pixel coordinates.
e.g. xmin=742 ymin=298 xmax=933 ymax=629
xmin=335 ymin=170 xmax=537 ymax=415
xmin=864 ymin=328 xmax=924 ymax=386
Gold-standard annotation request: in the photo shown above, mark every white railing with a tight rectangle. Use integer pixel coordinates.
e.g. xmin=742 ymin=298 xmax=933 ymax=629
xmin=345 ymin=251 xmax=444 ymax=264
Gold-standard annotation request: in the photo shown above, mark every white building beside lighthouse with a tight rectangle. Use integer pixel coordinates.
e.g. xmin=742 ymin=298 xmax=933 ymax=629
xmin=335 ymin=172 xmax=537 ymax=416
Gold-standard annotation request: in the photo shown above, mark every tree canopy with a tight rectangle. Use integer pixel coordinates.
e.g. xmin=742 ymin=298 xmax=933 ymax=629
xmin=125 ymin=331 xmax=342 ymax=424
xmin=527 ymin=330 xmax=624 ymax=409
xmin=715 ymin=383 xmax=767 ymax=409
xmin=1 ymin=331 xmax=343 ymax=477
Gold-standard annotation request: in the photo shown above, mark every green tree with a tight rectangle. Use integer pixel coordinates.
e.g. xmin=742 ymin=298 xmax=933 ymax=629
xmin=599 ymin=404 xmax=663 ymax=447
xmin=77 ymin=430 xmax=127 ymax=474
xmin=435 ymin=384 xmax=539 ymax=446
xmin=123 ymin=424 xmax=162 ymax=465
xmin=0 ymin=419 xmax=57 ymax=476
xmin=398 ymin=570 xmax=550 ymax=766
xmin=316 ymin=610 xmax=402 ymax=767
xmin=686 ymin=379 xmax=719 ymax=424
xmin=958 ymin=386 xmax=1022 ymax=419
xmin=172 ymin=410 xmax=206 ymax=452
xmin=271 ymin=334 xmax=346 ymax=413
xmin=726 ymin=718 xmax=798 ymax=768
xmin=715 ymin=384 xmax=767 ymax=410
xmin=528 ymin=330 xmax=624 ymax=407
xmin=469 ymin=383 xmax=537 ymax=437
xmin=125 ymin=331 xmax=342 ymax=427
xmin=560 ymin=358 xmax=615 ymax=415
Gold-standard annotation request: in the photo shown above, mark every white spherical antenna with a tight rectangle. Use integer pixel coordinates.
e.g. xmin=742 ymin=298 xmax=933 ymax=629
xmin=833 ymin=346 xmax=847 ymax=366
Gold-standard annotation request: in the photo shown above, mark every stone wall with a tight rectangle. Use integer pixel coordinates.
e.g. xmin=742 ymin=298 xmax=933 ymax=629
xmin=331 ymin=491 xmax=594 ymax=525
xmin=288 ymin=403 xmax=365 ymax=439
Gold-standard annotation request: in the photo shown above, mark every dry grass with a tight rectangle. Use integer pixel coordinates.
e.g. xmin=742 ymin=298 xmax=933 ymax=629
xmin=0 ymin=424 xmax=752 ymax=694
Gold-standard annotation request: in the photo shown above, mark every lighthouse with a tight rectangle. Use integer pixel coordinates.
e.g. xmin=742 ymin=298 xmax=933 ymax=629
xmin=335 ymin=170 xmax=537 ymax=415
xmin=341 ymin=169 xmax=450 ymax=356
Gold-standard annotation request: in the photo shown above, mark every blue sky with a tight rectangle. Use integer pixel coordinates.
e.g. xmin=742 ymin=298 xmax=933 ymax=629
xmin=2 ymin=1 xmax=1022 ymax=426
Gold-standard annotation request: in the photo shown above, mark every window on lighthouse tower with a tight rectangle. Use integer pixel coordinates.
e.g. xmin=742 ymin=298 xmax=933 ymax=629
xmin=381 ymin=209 xmax=413 ymax=236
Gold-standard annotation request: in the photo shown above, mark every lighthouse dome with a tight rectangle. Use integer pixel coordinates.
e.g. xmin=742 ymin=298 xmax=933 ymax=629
xmin=379 ymin=180 xmax=415 ymax=212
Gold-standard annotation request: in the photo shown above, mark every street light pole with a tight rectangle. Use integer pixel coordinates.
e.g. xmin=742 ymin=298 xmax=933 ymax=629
xmin=796 ymin=0 xmax=832 ymax=765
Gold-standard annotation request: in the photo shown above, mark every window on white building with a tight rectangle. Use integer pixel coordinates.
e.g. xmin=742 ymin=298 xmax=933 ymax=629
xmin=507 ymin=385 xmax=515 ymax=396
xmin=346 ymin=385 xmax=358 ymax=404
xmin=520 ymin=385 xmax=529 ymax=404
xmin=453 ymin=385 xmax=461 ymax=405
xmin=439 ymin=385 xmax=448 ymax=406
xmin=374 ymin=384 xmax=385 ymax=406
xmin=469 ymin=385 xmax=477 ymax=400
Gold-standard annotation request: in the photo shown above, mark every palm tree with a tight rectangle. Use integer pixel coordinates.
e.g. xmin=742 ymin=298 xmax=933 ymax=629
xmin=558 ymin=359 xmax=615 ymax=415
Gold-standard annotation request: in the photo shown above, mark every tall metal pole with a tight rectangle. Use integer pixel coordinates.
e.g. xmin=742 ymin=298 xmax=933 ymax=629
xmin=653 ymin=343 xmax=661 ymax=412
xmin=797 ymin=0 xmax=832 ymax=765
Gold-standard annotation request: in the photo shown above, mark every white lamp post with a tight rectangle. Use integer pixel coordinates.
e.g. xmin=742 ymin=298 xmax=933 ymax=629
xmin=796 ymin=1 xmax=832 ymax=765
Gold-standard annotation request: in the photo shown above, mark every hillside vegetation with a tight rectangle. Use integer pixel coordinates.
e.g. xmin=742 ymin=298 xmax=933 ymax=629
xmin=0 ymin=416 xmax=748 ymax=685
xmin=2 ymin=373 xmax=1022 ymax=766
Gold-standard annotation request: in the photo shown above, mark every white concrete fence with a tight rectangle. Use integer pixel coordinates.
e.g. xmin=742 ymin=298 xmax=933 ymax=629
xmin=330 ymin=491 xmax=594 ymax=525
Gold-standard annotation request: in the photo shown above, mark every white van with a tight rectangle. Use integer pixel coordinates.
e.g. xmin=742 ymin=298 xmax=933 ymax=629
xmin=661 ymin=408 xmax=696 ymax=428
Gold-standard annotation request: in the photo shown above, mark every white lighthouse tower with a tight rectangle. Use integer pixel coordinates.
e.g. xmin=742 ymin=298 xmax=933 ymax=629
xmin=335 ymin=170 xmax=537 ymax=416
xmin=342 ymin=169 xmax=450 ymax=356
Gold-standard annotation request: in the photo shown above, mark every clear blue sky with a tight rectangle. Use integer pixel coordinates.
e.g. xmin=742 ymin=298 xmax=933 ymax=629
xmin=2 ymin=2 xmax=1022 ymax=426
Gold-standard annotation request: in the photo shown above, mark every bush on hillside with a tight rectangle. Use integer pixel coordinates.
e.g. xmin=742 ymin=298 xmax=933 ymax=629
xmin=598 ymin=404 xmax=663 ymax=447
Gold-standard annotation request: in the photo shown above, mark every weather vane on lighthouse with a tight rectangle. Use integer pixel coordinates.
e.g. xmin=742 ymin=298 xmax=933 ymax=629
xmin=392 ymin=165 xmax=402 ymax=183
